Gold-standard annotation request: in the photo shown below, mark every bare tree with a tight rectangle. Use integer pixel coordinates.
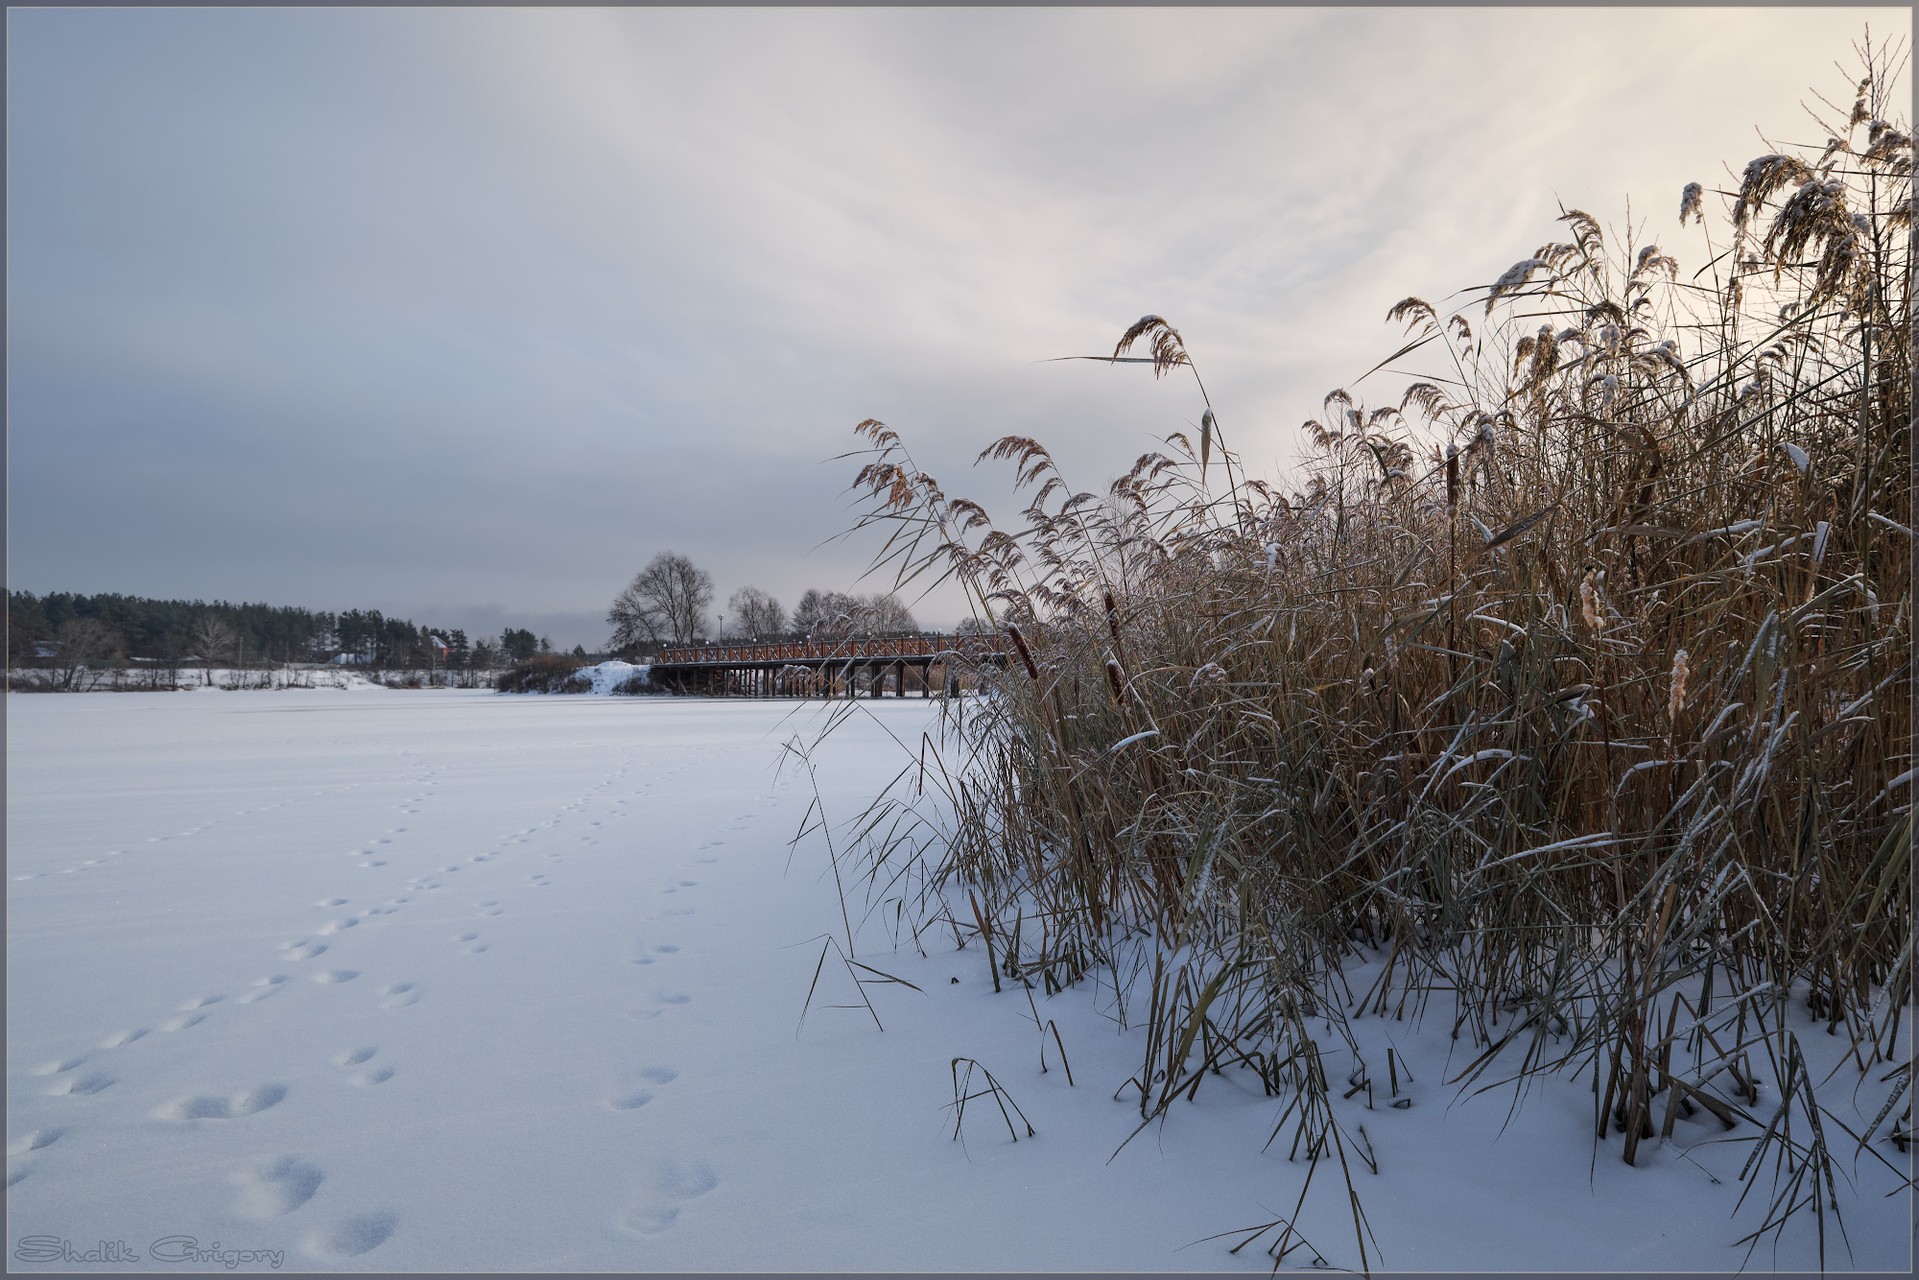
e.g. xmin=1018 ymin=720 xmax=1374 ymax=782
xmin=856 ymin=592 xmax=917 ymax=635
xmin=189 ymin=614 xmax=237 ymax=686
xmin=726 ymin=586 xmax=786 ymax=639
xmin=791 ymin=588 xmax=857 ymax=639
xmin=51 ymin=617 xmax=117 ymax=691
xmin=609 ymin=552 xmax=714 ymax=651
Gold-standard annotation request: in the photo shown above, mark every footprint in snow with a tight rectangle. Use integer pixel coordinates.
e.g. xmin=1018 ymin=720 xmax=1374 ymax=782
xmin=238 ymin=976 xmax=289 ymax=1004
xmin=232 ymin=1157 xmax=324 ymax=1218
xmin=302 ymin=1212 xmax=395 ymax=1258
xmin=349 ymin=1066 xmax=394 ymax=1086
xmin=627 ymin=993 xmax=692 ymax=1020
xmin=179 ymin=994 xmax=223 ymax=1011
xmin=7 ymin=1129 xmax=63 ymax=1156
xmin=160 ymin=1013 xmax=204 ymax=1033
xmin=317 ymin=897 xmax=349 ymax=908
xmin=620 ymin=1162 xmax=719 ymax=1236
xmin=378 ymin=983 xmax=419 ymax=1010
xmin=335 ymin=1046 xmax=377 ymax=1066
xmin=317 ymin=917 xmax=359 ymax=935
xmin=314 ymin=970 xmax=360 ymax=984
xmin=155 ymin=1084 xmax=286 ymax=1121
xmin=100 ymin=1028 xmax=147 ymax=1049
xmin=31 ymin=1055 xmax=88 ymax=1076
xmin=282 ymin=941 xmax=327 ymax=962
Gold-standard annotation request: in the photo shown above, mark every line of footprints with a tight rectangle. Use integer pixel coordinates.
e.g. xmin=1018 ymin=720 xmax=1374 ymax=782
xmin=12 ymin=752 xmax=773 ymax=1254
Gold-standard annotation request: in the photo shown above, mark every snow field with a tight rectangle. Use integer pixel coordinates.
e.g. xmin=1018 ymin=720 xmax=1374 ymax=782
xmin=5 ymin=690 xmax=1911 ymax=1272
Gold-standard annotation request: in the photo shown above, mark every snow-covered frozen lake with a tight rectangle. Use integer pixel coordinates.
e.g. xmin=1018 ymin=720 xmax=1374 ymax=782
xmin=6 ymin=690 xmax=1911 ymax=1273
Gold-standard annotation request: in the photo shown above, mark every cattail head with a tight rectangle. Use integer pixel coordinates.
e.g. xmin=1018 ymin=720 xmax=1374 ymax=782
xmin=1667 ymin=647 xmax=1690 ymax=726
xmin=1005 ymin=623 xmax=1040 ymax=682
xmin=1105 ymin=656 xmax=1128 ymax=709
xmin=1444 ymin=443 xmax=1459 ymax=512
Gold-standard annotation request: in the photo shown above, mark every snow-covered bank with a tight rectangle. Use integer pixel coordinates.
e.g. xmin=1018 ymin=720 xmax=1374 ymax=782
xmin=5 ymin=693 xmax=1910 ymax=1272
xmin=571 ymin=660 xmax=651 ymax=695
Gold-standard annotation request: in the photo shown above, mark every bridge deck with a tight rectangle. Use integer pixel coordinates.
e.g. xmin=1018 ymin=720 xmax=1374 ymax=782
xmin=648 ymin=633 xmax=1006 ymax=698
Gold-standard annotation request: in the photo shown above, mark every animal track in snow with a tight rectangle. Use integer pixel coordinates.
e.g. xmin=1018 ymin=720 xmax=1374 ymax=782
xmin=156 ymin=1083 xmax=287 ymax=1121
xmin=100 ymin=1028 xmax=147 ymax=1049
xmin=31 ymin=1055 xmax=88 ymax=1076
xmin=336 ymin=1046 xmax=378 ymax=1066
xmin=349 ymin=1066 xmax=394 ymax=1086
xmin=317 ymin=917 xmax=359 ymax=935
xmin=317 ymin=897 xmax=349 ymax=907
xmin=179 ymin=994 xmax=223 ymax=1010
xmin=605 ymin=1089 xmax=653 ymax=1111
xmin=232 ymin=1157 xmax=324 ymax=1218
xmin=302 ymin=1212 xmax=396 ymax=1258
xmin=314 ymin=970 xmax=360 ymax=984
xmin=282 ymin=941 xmax=327 ymax=962
xmin=160 ymin=1013 xmax=204 ymax=1033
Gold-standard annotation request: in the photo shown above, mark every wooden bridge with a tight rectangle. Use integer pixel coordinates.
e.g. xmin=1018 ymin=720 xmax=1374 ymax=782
xmin=650 ymin=633 xmax=1008 ymax=698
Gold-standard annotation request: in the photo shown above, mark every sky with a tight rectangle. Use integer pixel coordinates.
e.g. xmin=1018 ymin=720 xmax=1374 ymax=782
xmin=6 ymin=6 xmax=1908 ymax=651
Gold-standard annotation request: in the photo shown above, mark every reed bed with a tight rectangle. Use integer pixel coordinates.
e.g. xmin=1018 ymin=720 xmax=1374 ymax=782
xmin=835 ymin=46 xmax=1911 ymax=1271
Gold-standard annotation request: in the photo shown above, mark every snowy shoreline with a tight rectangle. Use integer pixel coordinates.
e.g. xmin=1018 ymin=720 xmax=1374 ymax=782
xmin=6 ymin=692 xmax=1910 ymax=1272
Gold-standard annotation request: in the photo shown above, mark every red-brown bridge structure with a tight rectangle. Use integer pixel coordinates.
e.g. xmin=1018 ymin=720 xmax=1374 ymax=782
xmin=650 ymin=633 xmax=1008 ymax=698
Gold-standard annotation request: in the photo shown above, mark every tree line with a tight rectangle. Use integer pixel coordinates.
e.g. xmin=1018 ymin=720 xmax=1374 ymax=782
xmin=5 ymin=590 xmax=573 ymax=687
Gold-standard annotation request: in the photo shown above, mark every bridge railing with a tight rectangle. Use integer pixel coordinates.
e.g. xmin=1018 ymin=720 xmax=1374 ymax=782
xmin=654 ymin=632 xmax=1003 ymax=666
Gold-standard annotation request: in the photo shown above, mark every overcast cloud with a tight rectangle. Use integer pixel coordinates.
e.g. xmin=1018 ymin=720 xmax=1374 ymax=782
xmin=7 ymin=7 xmax=1905 ymax=649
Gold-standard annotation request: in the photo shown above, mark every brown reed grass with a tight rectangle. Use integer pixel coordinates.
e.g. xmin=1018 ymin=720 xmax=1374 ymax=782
xmin=835 ymin=39 xmax=1911 ymax=1273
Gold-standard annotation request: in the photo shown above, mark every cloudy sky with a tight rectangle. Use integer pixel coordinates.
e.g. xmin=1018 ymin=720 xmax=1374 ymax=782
xmin=8 ymin=6 xmax=1905 ymax=649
